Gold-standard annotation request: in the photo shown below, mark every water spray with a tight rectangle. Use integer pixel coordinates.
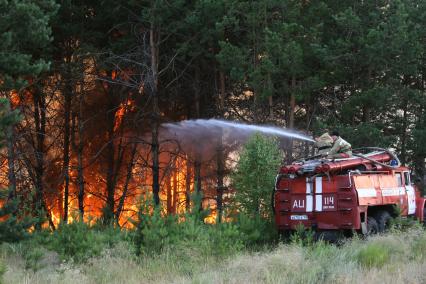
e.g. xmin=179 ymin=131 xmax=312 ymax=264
xmin=162 ymin=119 xmax=314 ymax=142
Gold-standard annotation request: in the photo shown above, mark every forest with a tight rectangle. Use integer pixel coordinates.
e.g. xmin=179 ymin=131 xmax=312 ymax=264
xmin=1 ymin=0 xmax=426 ymax=283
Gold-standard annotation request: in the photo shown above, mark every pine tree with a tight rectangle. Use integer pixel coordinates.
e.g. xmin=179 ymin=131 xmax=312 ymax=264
xmin=0 ymin=0 xmax=57 ymax=234
xmin=231 ymin=133 xmax=281 ymax=219
xmin=0 ymin=0 xmax=58 ymax=90
xmin=0 ymin=99 xmax=32 ymax=242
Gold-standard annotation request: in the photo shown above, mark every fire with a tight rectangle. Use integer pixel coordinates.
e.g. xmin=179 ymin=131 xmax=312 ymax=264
xmin=114 ymin=98 xmax=135 ymax=131
xmin=0 ymin=73 xmax=226 ymax=232
xmin=10 ymin=91 xmax=20 ymax=107
xmin=0 ymin=146 xmax=222 ymax=229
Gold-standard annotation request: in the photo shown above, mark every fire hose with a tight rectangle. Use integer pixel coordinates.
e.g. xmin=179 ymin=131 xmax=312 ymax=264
xmin=352 ymin=147 xmax=401 ymax=169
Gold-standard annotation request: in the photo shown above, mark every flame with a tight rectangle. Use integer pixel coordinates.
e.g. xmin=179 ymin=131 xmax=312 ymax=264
xmin=0 ymin=77 xmax=226 ymax=231
xmin=1 ymin=151 xmax=222 ymax=229
xmin=10 ymin=91 xmax=20 ymax=107
xmin=114 ymin=98 xmax=135 ymax=131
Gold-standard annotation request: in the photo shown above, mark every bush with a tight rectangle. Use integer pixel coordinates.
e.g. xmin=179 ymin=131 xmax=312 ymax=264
xmin=134 ymin=208 xmax=244 ymax=257
xmin=27 ymin=221 xmax=125 ymax=263
xmin=389 ymin=215 xmax=422 ymax=232
xmin=356 ymin=243 xmax=390 ymax=268
xmin=22 ymin=246 xmax=47 ymax=270
xmin=133 ymin=195 xmax=244 ymax=257
xmin=0 ymin=259 xmax=5 ymax=284
xmin=0 ymin=189 xmax=34 ymax=243
xmin=235 ymin=213 xmax=278 ymax=246
xmin=290 ymin=223 xmax=315 ymax=247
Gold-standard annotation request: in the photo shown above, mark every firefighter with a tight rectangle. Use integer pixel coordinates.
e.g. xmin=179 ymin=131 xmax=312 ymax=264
xmin=328 ymin=130 xmax=352 ymax=159
xmin=314 ymin=132 xmax=334 ymax=156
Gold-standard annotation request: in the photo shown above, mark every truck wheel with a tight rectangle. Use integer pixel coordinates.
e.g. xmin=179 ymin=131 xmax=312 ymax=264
xmin=375 ymin=211 xmax=392 ymax=233
xmin=423 ymin=208 xmax=426 ymax=227
xmin=367 ymin=216 xmax=379 ymax=235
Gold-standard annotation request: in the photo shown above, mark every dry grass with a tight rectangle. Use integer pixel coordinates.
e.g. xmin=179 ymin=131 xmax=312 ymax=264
xmin=2 ymin=229 xmax=426 ymax=284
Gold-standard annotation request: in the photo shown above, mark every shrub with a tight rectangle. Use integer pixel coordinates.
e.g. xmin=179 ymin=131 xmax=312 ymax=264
xmin=22 ymin=246 xmax=46 ymax=270
xmin=290 ymin=223 xmax=315 ymax=247
xmin=27 ymin=221 xmax=125 ymax=263
xmin=133 ymin=194 xmax=244 ymax=257
xmin=0 ymin=189 xmax=34 ymax=243
xmin=389 ymin=215 xmax=421 ymax=232
xmin=0 ymin=259 xmax=5 ymax=284
xmin=207 ymin=222 xmax=244 ymax=256
xmin=50 ymin=222 xmax=103 ymax=262
xmin=134 ymin=209 xmax=244 ymax=257
xmin=356 ymin=243 xmax=390 ymax=268
xmin=235 ymin=213 xmax=278 ymax=246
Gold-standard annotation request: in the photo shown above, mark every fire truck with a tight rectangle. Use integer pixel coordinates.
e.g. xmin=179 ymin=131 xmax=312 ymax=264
xmin=273 ymin=148 xmax=426 ymax=239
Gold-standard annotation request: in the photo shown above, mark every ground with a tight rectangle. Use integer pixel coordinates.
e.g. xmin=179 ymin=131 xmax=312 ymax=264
xmin=1 ymin=228 xmax=426 ymax=284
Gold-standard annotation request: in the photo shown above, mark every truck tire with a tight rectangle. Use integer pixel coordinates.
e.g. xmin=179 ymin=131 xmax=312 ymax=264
xmin=375 ymin=211 xmax=392 ymax=233
xmin=423 ymin=208 xmax=426 ymax=227
xmin=367 ymin=216 xmax=379 ymax=235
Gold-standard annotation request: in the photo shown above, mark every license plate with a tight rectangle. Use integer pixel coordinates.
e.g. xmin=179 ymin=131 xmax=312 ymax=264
xmin=290 ymin=215 xmax=308 ymax=220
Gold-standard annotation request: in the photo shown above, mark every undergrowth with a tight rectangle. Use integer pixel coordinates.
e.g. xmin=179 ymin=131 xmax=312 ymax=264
xmin=356 ymin=243 xmax=391 ymax=268
xmin=0 ymin=259 xmax=5 ymax=284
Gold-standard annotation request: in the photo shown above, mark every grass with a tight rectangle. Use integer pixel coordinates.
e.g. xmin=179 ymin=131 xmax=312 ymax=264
xmin=1 ymin=229 xmax=426 ymax=284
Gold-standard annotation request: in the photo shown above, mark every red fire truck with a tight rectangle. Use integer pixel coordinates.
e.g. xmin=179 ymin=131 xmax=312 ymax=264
xmin=273 ymin=148 xmax=426 ymax=238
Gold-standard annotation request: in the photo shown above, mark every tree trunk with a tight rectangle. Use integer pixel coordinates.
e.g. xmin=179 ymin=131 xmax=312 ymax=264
xmin=172 ymin=170 xmax=177 ymax=214
xmin=287 ymin=76 xmax=297 ymax=163
xmin=185 ymin=159 xmax=191 ymax=211
xmin=150 ymin=25 xmax=161 ymax=206
xmin=192 ymin=66 xmax=201 ymax=208
xmin=194 ymin=159 xmax=202 ymax=194
xmin=400 ymin=98 xmax=409 ymax=165
xmin=76 ymin=95 xmax=85 ymax=219
xmin=115 ymin=143 xmax=137 ymax=222
xmin=104 ymin=97 xmax=116 ymax=224
xmin=216 ymin=137 xmax=224 ymax=223
xmin=33 ymin=88 xmax=46 ymax=230
xmin=62 ymin=68 xmax=72 ymax=223
xmin=166 ymin=175 xmax=172 ymax=214
xmin=216 ymin=71 xmax=226 ymax=222
xmin=7 ymin=123 xmax=16 ymax=200
xmin=77 ymin=134 xmax=85 ymax=218
xmin=219 ymin=71 xmax=225 ymax=113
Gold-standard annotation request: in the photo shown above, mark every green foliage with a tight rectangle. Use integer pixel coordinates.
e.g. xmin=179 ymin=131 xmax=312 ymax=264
xmin=0 ymin=0 xmax=58 ymax=90
xmin=25 ymin=222 xmax=125 ymax=263
xmin=0 ymin=100 xmax=32 ymax=243
xmin=234 ymin=213 xmax=278 ymax=246
xmin=48 ymin=222 xmax=103 ymax=262
xmin=231 ymin=133 xmax=281 ymax=219
xmin=0 ymin=99 xmax=20 ymax=143
xmin=0 ymin=259 xmax=4 ymax=283
xmin=133 ymin=194 xmax=244 ymax=258
xmin=290 ymin=223 xmax=315 ymax=247
xmin=355 ymin=243 xmax=390 ymax=268
xmin=22 ymin=246 xmax=46 ymax=271
xmin=0 ymin=189 xmax=33 ymax=243
xmin=410 ymin=233 xmax=426 ymax=261
xmin=389 ymin=216 xmax=422 ymax=232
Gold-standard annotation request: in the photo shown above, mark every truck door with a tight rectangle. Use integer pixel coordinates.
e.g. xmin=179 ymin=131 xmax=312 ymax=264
xmin=404 ymin=171 xmax=416 ymax=215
